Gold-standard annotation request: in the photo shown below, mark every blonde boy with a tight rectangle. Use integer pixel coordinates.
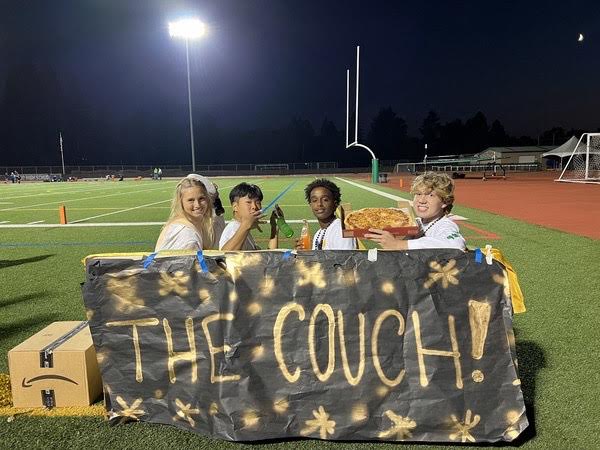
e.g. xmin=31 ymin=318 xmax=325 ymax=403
xmin=365 ymin=172 xmax=466 ymax=250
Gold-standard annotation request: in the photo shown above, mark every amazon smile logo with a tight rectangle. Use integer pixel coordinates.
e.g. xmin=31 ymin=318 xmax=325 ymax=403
xmin=21 ymin=375 xmax=79 ymax=388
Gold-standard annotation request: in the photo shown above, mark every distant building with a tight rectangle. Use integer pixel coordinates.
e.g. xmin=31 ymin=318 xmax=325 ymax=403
xmin=474 ymin=145 xmax=556 ymax=165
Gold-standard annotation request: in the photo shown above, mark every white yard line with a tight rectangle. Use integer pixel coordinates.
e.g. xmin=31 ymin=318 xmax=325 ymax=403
xmin=0 ymin=222 xmax=166 ymax=228
xmin=0 ymin=219 xmax=320 ymax=229
xmin=0 ymin=183 xmax=165 ymax=201
xmin=0 ymin=184 xmax=174 ymax=212
xmin=69 ymin=181 xmax=241 ymax=224
xmin=335 ymin=177 xmax=407 ymax=201
xmin=26 ymin=220 xmax=45 ymax=224
xmin=71 ymin=199 xmax=171 ymax=223
xmin=0 ymin=220 xmax=10 ymax=224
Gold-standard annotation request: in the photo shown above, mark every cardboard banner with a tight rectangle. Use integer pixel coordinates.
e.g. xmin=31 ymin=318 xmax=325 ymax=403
xmin=82 ymin=250 xmax=528 ymax=442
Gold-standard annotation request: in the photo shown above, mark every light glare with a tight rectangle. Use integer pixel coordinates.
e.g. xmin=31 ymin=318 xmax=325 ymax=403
xmin=168 ymin=19 xmax=207 ymax=40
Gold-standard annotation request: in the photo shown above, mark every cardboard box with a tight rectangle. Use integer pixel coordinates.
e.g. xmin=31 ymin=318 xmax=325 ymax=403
xmin=340 ymin=201 xmax=420 ymax=238
xmin=8 ymin=321 xmax=102 ymax=408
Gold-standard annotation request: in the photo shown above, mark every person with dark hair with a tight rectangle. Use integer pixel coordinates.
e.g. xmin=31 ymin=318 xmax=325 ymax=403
xmin=302 ymin=178 xmax=357 ymax=250
xmin=219 ymin=182 xmax=280 ymax=250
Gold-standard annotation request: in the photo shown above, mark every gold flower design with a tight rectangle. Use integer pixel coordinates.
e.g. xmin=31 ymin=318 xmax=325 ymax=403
xmin=174 ymin=398 xmax=201 ymax=427
xmin=449 ymin=409 xmax=480 ymax=443
xmin=158 ymin=271 xmax=190 ymax=296
xmin=106 ymin=277 xmax=144 ymax=312
xmin=114 ymin=396 xmax=145 ymax=420
xmin=378 ymin=410 xmax=416 ymax=440
xmin=300 ymin=406 xmax=336 ymax=439
xmin=296 ymin=260 xmax=326 ymax=289
xmin=424 ymin=259 xmax=460 ymax=289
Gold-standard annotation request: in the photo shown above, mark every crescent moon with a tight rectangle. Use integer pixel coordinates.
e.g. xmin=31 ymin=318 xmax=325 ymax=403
xmin=578 ymin=33 xmax=584 ymax=42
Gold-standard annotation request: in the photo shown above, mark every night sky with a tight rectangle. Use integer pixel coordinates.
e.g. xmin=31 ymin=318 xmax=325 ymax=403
xmin=0 ymin=1 xmax=598 ymax=165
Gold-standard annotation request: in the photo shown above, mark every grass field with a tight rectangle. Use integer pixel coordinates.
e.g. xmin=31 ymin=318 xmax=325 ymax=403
xmin=0 ymin=176 xmax=599 ymax=449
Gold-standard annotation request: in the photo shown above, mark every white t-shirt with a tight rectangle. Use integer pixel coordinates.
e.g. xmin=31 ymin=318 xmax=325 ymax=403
xmin=219 ymin=220 xmax=260 ymax=251
xmin=312 ymin=218 xmax=357 ymax=250
xmin=407 ymin=215 xmax=466 ymax=251
xmin=155 ymin=222 xmax=203 ymax=251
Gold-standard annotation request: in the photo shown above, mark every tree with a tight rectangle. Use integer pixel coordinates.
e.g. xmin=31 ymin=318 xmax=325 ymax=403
xmin=419 ymin=110 xmax=442 ymax=152
xmin=464 ymin=111 xmax=489 ymax=152
xmin=367 ymin=107 xmax=408 ymax=160
xmin=489 ymin=120 xmax=509 ymax=146
xmin=286 ymin=117 xmax=315 ymax=162
xmin=439 ymin=119 xmax=466 ymax=154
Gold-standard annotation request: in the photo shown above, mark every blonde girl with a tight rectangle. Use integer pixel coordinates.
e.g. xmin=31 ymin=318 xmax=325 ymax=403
xmin=155 ymin=175 xmax=214 ymax=251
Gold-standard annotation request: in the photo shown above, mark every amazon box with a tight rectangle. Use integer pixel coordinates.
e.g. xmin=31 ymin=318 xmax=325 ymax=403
xmin=8 ymin=321 xmax=102 ymax=408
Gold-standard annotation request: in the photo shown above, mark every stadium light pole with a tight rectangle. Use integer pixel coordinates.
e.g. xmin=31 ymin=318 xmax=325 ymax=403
xmin=168 ymin=18 xmax=207 ymax=172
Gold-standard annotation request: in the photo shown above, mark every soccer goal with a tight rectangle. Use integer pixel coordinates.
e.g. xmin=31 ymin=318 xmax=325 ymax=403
xmin=557 ymin=133 xmax=600 ymax=184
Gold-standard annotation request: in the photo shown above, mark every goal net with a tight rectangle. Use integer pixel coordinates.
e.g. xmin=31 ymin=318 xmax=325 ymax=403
xmin=557 ymin=133 xmax=600 ymax=184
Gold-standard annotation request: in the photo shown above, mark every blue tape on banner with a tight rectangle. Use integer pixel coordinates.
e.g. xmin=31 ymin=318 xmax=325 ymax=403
xmin=282 ymin=250 xmax=293 ymax=260
xmin=261 ymin=182 xmax=297 ymax=213
xmin=196 ymin=251 xmax=209 ymax=272
xmin=143 ymin=252 xmax=157 ymax=269
xmin=474 ymin=248 xmax=483 ymax=264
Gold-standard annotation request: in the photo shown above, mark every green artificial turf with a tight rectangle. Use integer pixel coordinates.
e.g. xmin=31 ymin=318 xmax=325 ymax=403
xmin=0 ymin=177 xmax=599 ymax=449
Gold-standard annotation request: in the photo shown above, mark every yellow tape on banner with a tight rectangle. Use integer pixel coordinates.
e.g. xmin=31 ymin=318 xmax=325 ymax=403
xmin=491 ymin=249 xmax=526 ymax=314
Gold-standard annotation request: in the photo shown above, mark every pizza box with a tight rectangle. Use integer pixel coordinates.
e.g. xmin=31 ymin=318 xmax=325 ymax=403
xmin=8 ymin=321 xmax=102 ymax=408
xmin=340 ymin=201 xmax=420 ymax=238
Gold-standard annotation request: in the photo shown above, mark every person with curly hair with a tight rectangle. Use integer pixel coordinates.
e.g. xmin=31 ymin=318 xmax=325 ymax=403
xmin=365 ymin=172 xmax=465 ymax=250
xmin=302 ymin=178 xmax=357 ymax=250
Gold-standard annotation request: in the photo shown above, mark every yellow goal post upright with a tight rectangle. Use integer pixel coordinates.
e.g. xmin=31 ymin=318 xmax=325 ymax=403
xmin=557 ymin=133 xmax=600 ymax=184
xmin=345 ymin=46 xmax=379 ymax=183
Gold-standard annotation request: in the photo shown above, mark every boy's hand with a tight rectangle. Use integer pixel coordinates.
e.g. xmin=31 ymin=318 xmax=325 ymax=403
xmin=269 ymin=210 xmax=279 ymax=238
xmin=364 ymin=228 xmax=401 ymax=249
xmin=240 ymin=210 xmax=265 ymax=232
xmin=274 ymin=204 xmax=284 ymax=219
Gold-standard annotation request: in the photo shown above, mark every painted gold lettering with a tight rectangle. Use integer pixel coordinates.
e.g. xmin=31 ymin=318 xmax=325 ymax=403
xmin=273 ymin=303 xmax=305 ymax=383
xmin=162 ymin=317 xmax=198 ymax=384
xmin=106 ymin=318 xmax=159 ymax=382
xmin=308 ymin=304 xmax=336 ymax=382
xmin=337 ymin=311 xmax=365 ymax=386
xmin=412 ymin=311 xmax=463 ymax=389
xmin=372 ymin=310 xmax=405 ymax=387
xmin=201 ymin=313 xmax=241 ymax=383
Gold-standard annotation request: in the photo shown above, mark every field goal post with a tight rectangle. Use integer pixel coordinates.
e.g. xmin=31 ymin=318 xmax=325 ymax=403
xmin=557 ymin=133 xmax=600 ymax=184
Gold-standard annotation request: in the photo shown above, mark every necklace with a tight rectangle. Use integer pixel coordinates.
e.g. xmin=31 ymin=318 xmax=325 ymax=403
xmin=419 ymin=215 xmax=443 ymax=237
xmin=315 ymin=219 xmax=335 ymax=250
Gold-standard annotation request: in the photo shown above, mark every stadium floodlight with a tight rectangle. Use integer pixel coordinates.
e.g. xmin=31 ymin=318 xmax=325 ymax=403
xmin=168 ymin=19 xmax=207 ymax=40
xmin=168 ymin=18 xmax=207 ymax=172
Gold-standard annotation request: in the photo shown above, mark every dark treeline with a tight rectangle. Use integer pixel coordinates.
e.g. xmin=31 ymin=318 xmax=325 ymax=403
xmin=0 ymin=64 xmax=594 ymax=167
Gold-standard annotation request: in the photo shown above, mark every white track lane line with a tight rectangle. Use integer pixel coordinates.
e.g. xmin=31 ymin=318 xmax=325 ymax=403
xmin=26 ymin=220 xmax=45 ymax=224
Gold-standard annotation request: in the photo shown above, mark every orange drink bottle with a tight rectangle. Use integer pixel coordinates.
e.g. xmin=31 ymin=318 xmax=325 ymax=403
xmin=300 ymin=220 xmax=311 ymax=249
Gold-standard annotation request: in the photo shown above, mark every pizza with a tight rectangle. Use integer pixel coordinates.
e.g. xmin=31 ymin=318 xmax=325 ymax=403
xmin=344 ymin=207 xmax=411 ymax=230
